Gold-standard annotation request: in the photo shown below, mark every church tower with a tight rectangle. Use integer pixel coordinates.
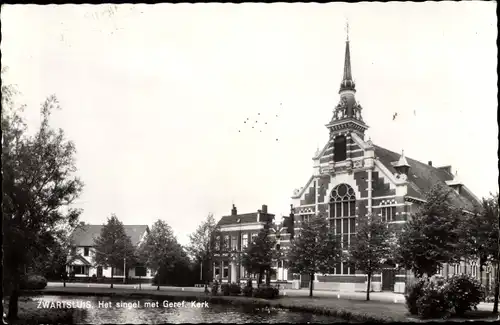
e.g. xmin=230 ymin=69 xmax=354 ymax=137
xmin=323 ymin=22 xmax=369 ymax=165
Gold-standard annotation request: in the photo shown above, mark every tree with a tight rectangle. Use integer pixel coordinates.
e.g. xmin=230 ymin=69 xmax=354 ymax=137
xmin=93 ymin=214 xmax=136 ymax=288
xmin=241 ymin=222 xmax=276 ymax=287
xmin=348 ymin=214 xmax=392 ymax=301
xmin=395 ymin=184 xmax=465 ymax=277
xmin=2 ymin=70 xmax=84 ymax=320
xmin=465 ymin=193 xmax=499 ymax=313
xmin=187 ymin=214 xmax=219 ymax=287
xmin=288 ymin=214 xmax=340 ymax=297
xmin=137 ymin=220 xmax=181 ymax=290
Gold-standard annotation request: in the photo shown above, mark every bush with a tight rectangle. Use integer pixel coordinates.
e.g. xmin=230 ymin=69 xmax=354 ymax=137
xmin=405 ymin=276 xmax=450 ymax=319
xmin=253 ymin=284 xmax=279 ymax=299
xmin=229 ymin=283 xmax=241 ymax=296
xmin=20 ymin=274 xmax=48 ymax=290
xmin=242 ymin=286 xmax=253 ymax=297
xmin=405 ymin=278 xmax=427 ymax=315
xmin=221 ymin=283 xmax=231 ymax=296
xmin=444 ymin=274 xmax=484 ymax=315
xmin=211 ymin=281 xmax=219 ymax=296
xmin=416 ymin=278 xmax=450 ymax=319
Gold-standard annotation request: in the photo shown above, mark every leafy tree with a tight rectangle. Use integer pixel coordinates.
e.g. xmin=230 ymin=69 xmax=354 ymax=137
xmin=395 ymin=184 xmax=465 ymax=277
xmin=93 ymin=214 xmax=136 ymax=288
xmin=137 ymin=220 xmax=182 ymax=290
xmin=465 ymin=193 xmax=499 ymax=313
xmin=288 ymin=214 xmax=340 ymax=297
xmin=2 ymin=70 xmax=84 ymax=320
xmin=348 ymin=214 xmax=392 ymax=301
xmin=187 ymin=213 xmax=220 ymax=286
xmin=242 ymin=222 xmax=277 ymax=287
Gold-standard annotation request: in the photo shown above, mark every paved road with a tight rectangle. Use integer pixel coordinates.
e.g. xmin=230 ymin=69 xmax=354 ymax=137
xmin=47 ymin=282 xmax=495 ymax=312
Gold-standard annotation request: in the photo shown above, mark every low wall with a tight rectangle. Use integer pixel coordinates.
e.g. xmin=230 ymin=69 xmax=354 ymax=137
xmin=314 ymin=281 xmax=382 ymax=292
xmin=66 ymin=277 xmax=152 ymax=284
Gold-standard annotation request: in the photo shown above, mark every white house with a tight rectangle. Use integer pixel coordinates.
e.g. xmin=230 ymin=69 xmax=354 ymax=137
xmin=67 ymin=224 xmax=154 ymax=280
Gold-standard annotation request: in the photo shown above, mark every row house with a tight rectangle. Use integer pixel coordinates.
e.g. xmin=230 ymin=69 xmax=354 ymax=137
xmin=212 ymin=204 xmax=293 ymax=284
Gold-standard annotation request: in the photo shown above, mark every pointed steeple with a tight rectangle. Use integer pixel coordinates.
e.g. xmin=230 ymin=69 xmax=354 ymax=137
xmin=394 ymin=150 xmax=411 ymax=176
xmin=395 ymin=150 xmax=410 ymax=168
xmin=340 ymin=21 xmax=356 ymax=94
xmin=327 ymin=21 xmax=368 ymax=137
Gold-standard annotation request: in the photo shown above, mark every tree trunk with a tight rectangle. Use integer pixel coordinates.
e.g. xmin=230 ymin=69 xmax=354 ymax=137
xmin=257 ymin=272 xmax=262 ymax=288
xmin=7 ymin=287 xmax=19 ymax=320
xmin=266 ymin=269 xmax=271 ymax=285
xmin=493 ymin=263 xmax=499 ymax=314
xmin=110 ymin=267 xmax=114 ymax=289
xmin=366 ymin=272 xmax=372 ymax=301
xmin=309 ymin=272 xmax=314 ymax=297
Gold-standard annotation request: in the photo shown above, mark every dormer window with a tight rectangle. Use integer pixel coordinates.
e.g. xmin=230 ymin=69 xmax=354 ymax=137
xmin=334 ymin=135 xmax=347 ymax=162
xmin=84 ymin=247 xmax=89 ymax=256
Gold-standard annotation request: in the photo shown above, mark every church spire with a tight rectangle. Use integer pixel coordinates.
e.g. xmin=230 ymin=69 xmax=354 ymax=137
xmin=340 ymin=20 xmax=355 ymax=94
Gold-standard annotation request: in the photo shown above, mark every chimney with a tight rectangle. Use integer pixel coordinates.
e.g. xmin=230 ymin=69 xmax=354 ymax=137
xmin=231 ymin=204 xmax=237 ymax=216
xmin=428 ymin=161 xmax=432 ymax=166
xmin=257 ymin=210 xmax=261 ymax=222
xmin=261 ymin=205 xmax=268 ymax=214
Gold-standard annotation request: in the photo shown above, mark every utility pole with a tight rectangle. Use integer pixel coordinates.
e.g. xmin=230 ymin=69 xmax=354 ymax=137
xmin=123 ymin=257 xmax=126 ymax=284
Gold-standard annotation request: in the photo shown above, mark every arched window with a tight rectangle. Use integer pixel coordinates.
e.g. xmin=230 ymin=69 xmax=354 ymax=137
xmin=329 ymin=184 xmax=356 ymax=275
xmin=334 ymin=135 xmax=347 ymax=162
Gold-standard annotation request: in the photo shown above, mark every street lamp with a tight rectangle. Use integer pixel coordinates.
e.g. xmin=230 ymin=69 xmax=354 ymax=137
xmin=237 ymin=218 xmax=241 ymax=284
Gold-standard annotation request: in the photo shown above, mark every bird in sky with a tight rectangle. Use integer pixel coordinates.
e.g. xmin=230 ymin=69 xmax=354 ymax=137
xmin=392 ymin=113 xmax=398 ymax=120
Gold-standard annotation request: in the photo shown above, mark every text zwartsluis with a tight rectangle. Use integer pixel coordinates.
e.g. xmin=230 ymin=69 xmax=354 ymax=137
xmin=37 ymin=300 xmax=92 ymax=309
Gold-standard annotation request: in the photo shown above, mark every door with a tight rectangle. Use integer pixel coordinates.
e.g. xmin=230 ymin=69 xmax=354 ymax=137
xmin=97 ymin=266 xmax=103 ymax=277
xmin=382 ymin=268 xmax=396 ymax=291
xmin=300 ymin=273 xmax=310 ymax=288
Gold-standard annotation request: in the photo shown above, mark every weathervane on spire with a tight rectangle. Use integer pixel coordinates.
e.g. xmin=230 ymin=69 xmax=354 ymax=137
xmin=345 ymin=18 xmax=350 ymax=42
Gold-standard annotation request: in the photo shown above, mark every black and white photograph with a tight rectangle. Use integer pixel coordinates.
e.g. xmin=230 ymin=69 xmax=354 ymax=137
xmin=1 ymin=2 xmax=498 ymax=324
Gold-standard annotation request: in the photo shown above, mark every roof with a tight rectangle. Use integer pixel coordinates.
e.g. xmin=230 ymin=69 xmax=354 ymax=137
xmin=374 ymin=145 xmax=480 ymax=211
xmin=217 ymin=212 xmax=275 ymax=227
xmin=70 ymin=224 xmax=149 ymax=247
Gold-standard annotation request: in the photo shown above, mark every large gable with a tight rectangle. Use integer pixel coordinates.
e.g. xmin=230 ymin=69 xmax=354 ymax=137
xmin=70 ymin=224 xmax=149 ymax=247
xmin=374 ymin=145 xmax=480 ymax=211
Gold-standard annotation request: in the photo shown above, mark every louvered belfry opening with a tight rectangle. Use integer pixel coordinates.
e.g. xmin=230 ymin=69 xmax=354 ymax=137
xmin=333 ymin=135 xmax=347 ymax=162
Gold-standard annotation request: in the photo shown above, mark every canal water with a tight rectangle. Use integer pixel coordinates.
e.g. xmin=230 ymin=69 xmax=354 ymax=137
xmin=33 ymin=295 xmax=347 ymax=324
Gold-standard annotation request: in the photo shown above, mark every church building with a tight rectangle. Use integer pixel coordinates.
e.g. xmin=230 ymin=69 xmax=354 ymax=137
xmin=291 ymin=30 xmax=481 ymax=293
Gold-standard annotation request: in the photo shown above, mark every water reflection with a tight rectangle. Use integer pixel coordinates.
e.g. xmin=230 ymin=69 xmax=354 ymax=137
xmin=32 ymin=295 xmax=346 ymax=324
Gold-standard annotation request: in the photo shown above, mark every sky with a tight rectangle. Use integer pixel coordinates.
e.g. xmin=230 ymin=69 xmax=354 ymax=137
xmin=1 ymin=3 xmax=497 ymax=246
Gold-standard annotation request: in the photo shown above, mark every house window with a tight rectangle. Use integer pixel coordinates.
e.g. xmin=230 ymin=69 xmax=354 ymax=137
xmin=334 ymin=135 xmax=347 ymax=162
xmin=240 ymin=265 xmax=247 ymax=278
xmin=231 ymin=236 xmax=237 ymax=251
xmin=214 ymin=265 xmax=220 ymax=277
xmin=73 ymin=266 xmax=85 ymax=275
xmin=223 ymin=236 xmax=230 ymax=250
xmin=329 ymin=183 xmax=356 ymax=275
xmin=113 ymin=268 xmax=124 ymax=276
xmin=83 ymin=247 xmax=90 ymax=256
xmin=381 ymin=204 xmax=395 ymax=222
xmin=223 ymin=262 xmax=229 ymax=278
xmin=242 ymin=234 xmax=248 ymax=249
xmin=251 ymin=233 xmax=257 ymax=244
xmin=215 ymin=236 xmax=220 ymax=251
